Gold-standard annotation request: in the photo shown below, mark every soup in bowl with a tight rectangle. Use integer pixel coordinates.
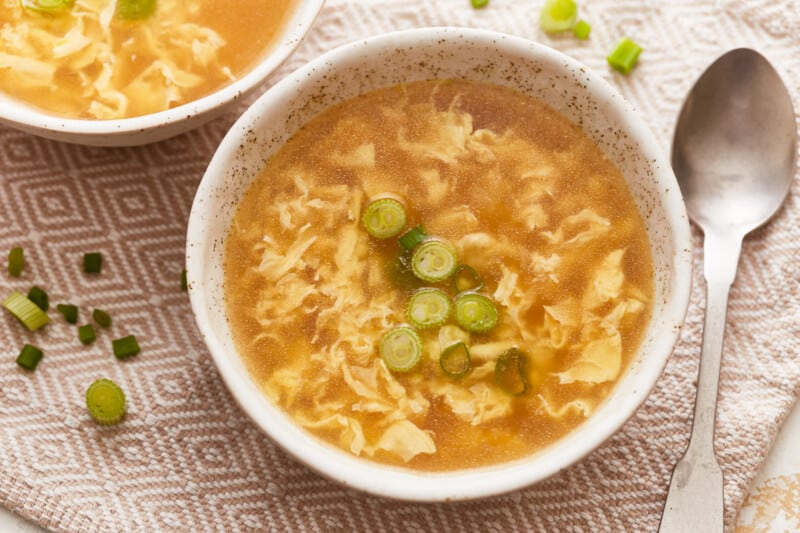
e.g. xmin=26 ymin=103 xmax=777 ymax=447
xmin=0 ymin=0 xmax=324 ymax=146
xmin=187 ymin=28 xmax=692 ymax=500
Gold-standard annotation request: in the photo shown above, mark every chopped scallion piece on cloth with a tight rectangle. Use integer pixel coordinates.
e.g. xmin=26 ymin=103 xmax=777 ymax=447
xmin=8 ymin=247 xmax=23 ymax=277
xmin=379 ymin=327 xmax=422 ymax=372
xmin=573 ymin=19 xmax=591 ymax=39
xmin=93 ymin=308 xmax=112 ymax=328
xmin=83 ymin=252 xmax=102 ymax=273
xmin=471 ymin=0 xmax=489 ymax=8
xmin=113 ymin=335 xmax=140 ymax=359
xmin=608 ymin=37 xmax=642 ymax=74
xmin=78 ymin=324 xmax=96 ymax=345
xmin=16 ymin=344 xmax=43 ymax=371
xmin=539 ymin=0 xmax=578 ymax=34
xmin=27 ymin=286 xmax=49 ymax=311
xmin=85 ymin=379 xmax=126 ymax=425
xmin=57 ymin=304 xmax=79 ymax=324
xmin=181 ymin=269 xmax=188 ymax=291
xmin=2 ymin=292 xmax=49 ymax=331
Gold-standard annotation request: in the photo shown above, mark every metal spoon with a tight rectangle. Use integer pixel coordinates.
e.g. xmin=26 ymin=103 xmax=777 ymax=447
xmin=659 ymin=49 xmax=797 ymax=532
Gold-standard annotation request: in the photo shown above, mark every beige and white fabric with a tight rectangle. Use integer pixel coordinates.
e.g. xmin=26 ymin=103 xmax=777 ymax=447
xmin=1 ymin=1 xmax=799 ymax=531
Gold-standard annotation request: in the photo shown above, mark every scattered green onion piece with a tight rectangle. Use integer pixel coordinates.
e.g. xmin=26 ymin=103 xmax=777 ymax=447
xmin=379 ymin=327 xmax=422 ymax=372
xmin=385 ymin=254 xmax=424 ymax=290
xmin=78 ymin=324 xmax=96 ymax=345
xmin=20 ymin=0 xmax=72 ymax=13
xmin=16 ymin=344 xmax=43 ymax=371
xmin=113 ymin=335 xmax=140 ymax=359
xmin=116 ymin=0 xmax=156 ymax=19
xmin=607 ymin=37 xmax=642 ymax=74
xmin=93 ymin=308 xmax=112 ymax=328
xmin=2 ymin=292 xmax=49 ymax=331
xmin=57 ymin=303 xmax=79 ymax=324
xmin=452 ymin=264 xmax=484 ymax=294
xmin=8 ymin=247 xmax=23 ymax=277
xmin=85 ymin=379 xmax=126 ymax=425
xmin=573 ymin=19 xmax=591 ymax=40
xmin=495 ymin=347 xmax=528 ymax=396
xmin=181 ymin=269 xmax=188 ymax=291
xmin=410 ymin=239 xmax=458 ymax=283
xmin=407 ymin=288 xmax=452 ymax=329
xmin=471 ymin=0 xmax=489 ymax=8
xmin=398 ymin=225 xmax=427 ymax=251
xmin=539 ymin=0 xmax=578 ymax=34
xmin=362 ymin=197 xmax=407 ymax=239
xmin=454 ymin=292 xmax=498 ymax=333
xmin=440 ymin=342 xmax=471 ymax=379
xmin=27 ymin=286 xmax=49 ymax=311
xmin=83 ymin=252 xmax=102 ymax=273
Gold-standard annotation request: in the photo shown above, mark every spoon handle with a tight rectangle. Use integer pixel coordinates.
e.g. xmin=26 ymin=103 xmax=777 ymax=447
xmin=658 ymin=231 xmax=743 ymax=533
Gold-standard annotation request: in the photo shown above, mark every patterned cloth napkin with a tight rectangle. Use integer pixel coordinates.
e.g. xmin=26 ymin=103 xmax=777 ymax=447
xmin=1 ymin=1 xmax=798 ymax=531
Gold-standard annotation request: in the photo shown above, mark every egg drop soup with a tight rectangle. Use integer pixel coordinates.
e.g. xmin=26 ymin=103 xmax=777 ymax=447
xmin=225 ymin=80 xmax=654 ymax=471
xmin=0 ymin=0 xmax=299 ymax=119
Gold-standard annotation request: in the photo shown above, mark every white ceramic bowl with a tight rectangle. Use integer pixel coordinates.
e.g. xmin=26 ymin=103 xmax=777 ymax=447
xmin=187 ymin=27 xmax=693 ymax=501
xmin=0 ymin=0 xmax=324 ymax=147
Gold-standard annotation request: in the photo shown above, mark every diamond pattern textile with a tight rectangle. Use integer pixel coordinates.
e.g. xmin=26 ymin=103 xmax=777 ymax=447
xmin=0 ymin=1 xmax=799 ymax=531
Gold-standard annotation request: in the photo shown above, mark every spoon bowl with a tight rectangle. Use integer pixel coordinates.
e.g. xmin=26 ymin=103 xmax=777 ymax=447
xmin=660 ymin=48 xmax=797 ymax=532
xmin=672 ymin=48 xmax=797 ymax=235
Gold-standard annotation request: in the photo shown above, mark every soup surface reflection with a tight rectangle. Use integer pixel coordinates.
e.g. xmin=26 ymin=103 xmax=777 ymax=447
xmin=225 ymin=80 xmax=654 ymax=470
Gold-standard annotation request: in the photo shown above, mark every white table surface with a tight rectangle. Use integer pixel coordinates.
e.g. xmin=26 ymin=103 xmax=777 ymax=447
xmin=2 ymin=400 xmax=798 ymax=532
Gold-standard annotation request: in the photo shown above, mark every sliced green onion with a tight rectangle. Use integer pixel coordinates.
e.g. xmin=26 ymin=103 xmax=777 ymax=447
xmin=180 ymin=269 xmax=188 ymax=291
xmin=452 ymin=264 xmax=484 ymax=294
xmin=2 ymin=292 xmax=49 ymax=331
xmin=539 ymin=0 xmax=578 ymax=34
xmin=454 ymin=292 xmax=498 ymax=333
xmin=440 ymin=342 xmax=471 ymax=379
xmin=27 ymin=286 xmax=49 ymax=311
xmin=471 ymin=0 xmax=489 ymax=8
xmin=116 ymin=0 xmax=156 ymax=19
xmin=93 ymin=308 xmax=112 ymax=328
xmin=411 ymin=239 xmax=458 ymax=283
xmin=83 ymin=252 xmax=102 ymax=273
xmin=57 ymin=303 xmax=78 ymax=324
xmin=408 ymin=288 xmax=451 ymax=329
xmin=362 ymin=197 xmax=407 ymax=239
xmin=78 ymin=324 xmax=96 ymax=345
xmin=8 ymin=247 xmax=23 ymax=277
xmin=113 ymin=335 xmax=140 ymax=359
xmin=573 ymin=19 xmax=591 ymax=40
xmin=379 ymin=327 xmax=422 ymax=372
xmin=608 ymin=37 xmax=642 ymax=74
xmin=398 ymin=225 xmax=427 ymax=251
xmin=495 ymin=347 xmax=528 ymax=396
xmin=20 ymin=0 xmax=72 ymax=13
xmin=16 ymin=344 xmax=43 ymax=371
xmin=85 ymin=379 xmax=126 ymax=425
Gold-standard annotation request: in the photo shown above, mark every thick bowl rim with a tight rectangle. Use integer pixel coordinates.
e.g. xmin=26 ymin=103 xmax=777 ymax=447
xmin=0 ymin=0 xmax=325 ymax=136
xmin=187 ymin=27 xmax=693 ymax=501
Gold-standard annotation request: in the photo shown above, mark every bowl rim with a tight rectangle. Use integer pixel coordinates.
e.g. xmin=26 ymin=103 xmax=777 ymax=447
xmin=0 ymin=0 xmax=325 ymax=136
xmin=187 ymin=26 xmax=693 ymax=501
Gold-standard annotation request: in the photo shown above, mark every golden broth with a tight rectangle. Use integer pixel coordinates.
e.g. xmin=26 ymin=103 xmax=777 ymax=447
xmin=0 ymin=0 xmax=298 ymax=119
xmin=225 ymin=80 xmax=654 ymax=471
